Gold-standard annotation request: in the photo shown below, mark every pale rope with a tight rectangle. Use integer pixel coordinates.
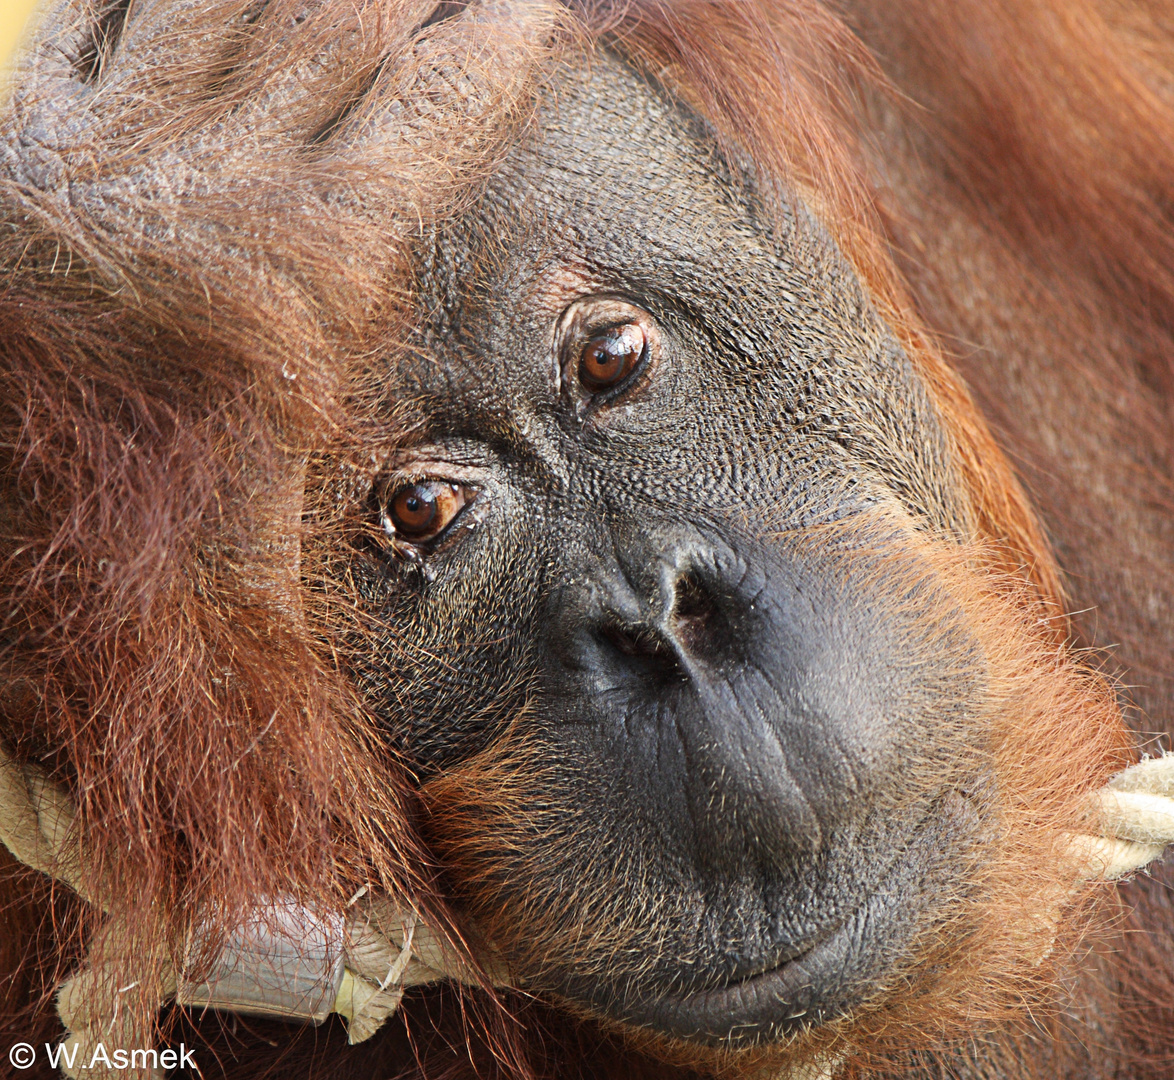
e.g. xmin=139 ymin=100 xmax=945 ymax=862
xmin=4 ymin=747 xmax=1174 ymax=1077
xmin=0 ymin=746 xmax=464 ymax=1078
xmin=1067 ymin=753 xmax=1174 ymax=878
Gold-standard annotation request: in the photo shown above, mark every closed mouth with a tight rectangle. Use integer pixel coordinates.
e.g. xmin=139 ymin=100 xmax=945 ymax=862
xmin=616 ymin=796 xmax=975 ymax=1045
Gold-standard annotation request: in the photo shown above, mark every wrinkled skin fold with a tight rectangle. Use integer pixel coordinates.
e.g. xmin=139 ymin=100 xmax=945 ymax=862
xmin=359 ymin=52 xmax=1122 ymax=1050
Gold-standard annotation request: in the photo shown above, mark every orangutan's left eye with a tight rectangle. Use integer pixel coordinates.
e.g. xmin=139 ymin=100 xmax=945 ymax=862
xmin=556 ymin=298 xmax=660 ymax=412
xmin=578 ymin=324 xmax=647 ymax=392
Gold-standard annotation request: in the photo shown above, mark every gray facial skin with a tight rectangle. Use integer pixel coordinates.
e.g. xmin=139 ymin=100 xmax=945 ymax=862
xmin=355 ymin=52 xmax=987 ymax=1043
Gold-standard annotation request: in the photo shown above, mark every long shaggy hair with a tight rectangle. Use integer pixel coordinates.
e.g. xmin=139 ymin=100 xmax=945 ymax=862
xmin=1 ymin=1 xmax=1171 ymax=1077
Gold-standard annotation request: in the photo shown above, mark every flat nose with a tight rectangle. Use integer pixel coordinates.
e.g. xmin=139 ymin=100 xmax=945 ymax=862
xmin=590 ymin=553 xmax=744 ymax=680
xmin=542 ymin=529 xmax=830 ymax=870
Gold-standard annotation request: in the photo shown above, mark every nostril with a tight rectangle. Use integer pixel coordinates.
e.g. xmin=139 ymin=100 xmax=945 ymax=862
xmin=599 ymin=621 xmax=669 ymax=659
xmin=596 ymin=620 xmax=683 ymax=684
xmin=671 ymin=572 xmax=733 ymax=661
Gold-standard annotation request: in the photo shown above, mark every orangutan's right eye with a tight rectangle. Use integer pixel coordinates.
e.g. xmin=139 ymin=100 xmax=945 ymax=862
xmin=382 ymin=481 xmax=473 ymax=545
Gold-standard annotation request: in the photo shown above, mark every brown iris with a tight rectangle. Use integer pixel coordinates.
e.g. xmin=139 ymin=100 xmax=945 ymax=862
xmin=384 ymin=481 xmax=470 ymax=543
xmin=578 ymin=323 xmax=646 ymax=392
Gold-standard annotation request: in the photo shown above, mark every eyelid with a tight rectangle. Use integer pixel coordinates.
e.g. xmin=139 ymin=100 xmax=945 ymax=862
xmin=370 ymin=457 xmax=490 ymax=560
xmin=379 ymin=456 xmax=490 ymax=487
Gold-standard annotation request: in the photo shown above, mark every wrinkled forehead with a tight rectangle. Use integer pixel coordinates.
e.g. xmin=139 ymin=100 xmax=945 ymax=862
xmin=427 ymin=50 xmax=896 ymax=379
xmin=493 ymin=53 xmax=865 ymax=314
xmin=494 ymin=56 xmax=778 ymax=285
xmin=416 ymin=53 xmax=919 ymax=425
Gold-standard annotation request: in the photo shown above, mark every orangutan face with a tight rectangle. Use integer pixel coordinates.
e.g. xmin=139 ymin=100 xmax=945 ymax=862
xmin=354 ymin=51 xmax=990 ymax=1043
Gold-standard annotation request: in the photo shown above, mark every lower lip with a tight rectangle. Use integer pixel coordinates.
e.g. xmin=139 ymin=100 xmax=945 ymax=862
xmin=619 ymin=799 xmax=976 ymax=1044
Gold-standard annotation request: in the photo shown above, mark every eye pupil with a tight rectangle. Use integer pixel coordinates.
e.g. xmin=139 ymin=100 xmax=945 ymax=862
xmin=393 ymin=485 xmax=438 ymax=531
xmin=579 ymin=324 xmax=645 ymax=391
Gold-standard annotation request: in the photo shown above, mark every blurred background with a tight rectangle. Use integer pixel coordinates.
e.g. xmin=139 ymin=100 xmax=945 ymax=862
xmin=2 ymin=0 xmax=41 ymax=71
